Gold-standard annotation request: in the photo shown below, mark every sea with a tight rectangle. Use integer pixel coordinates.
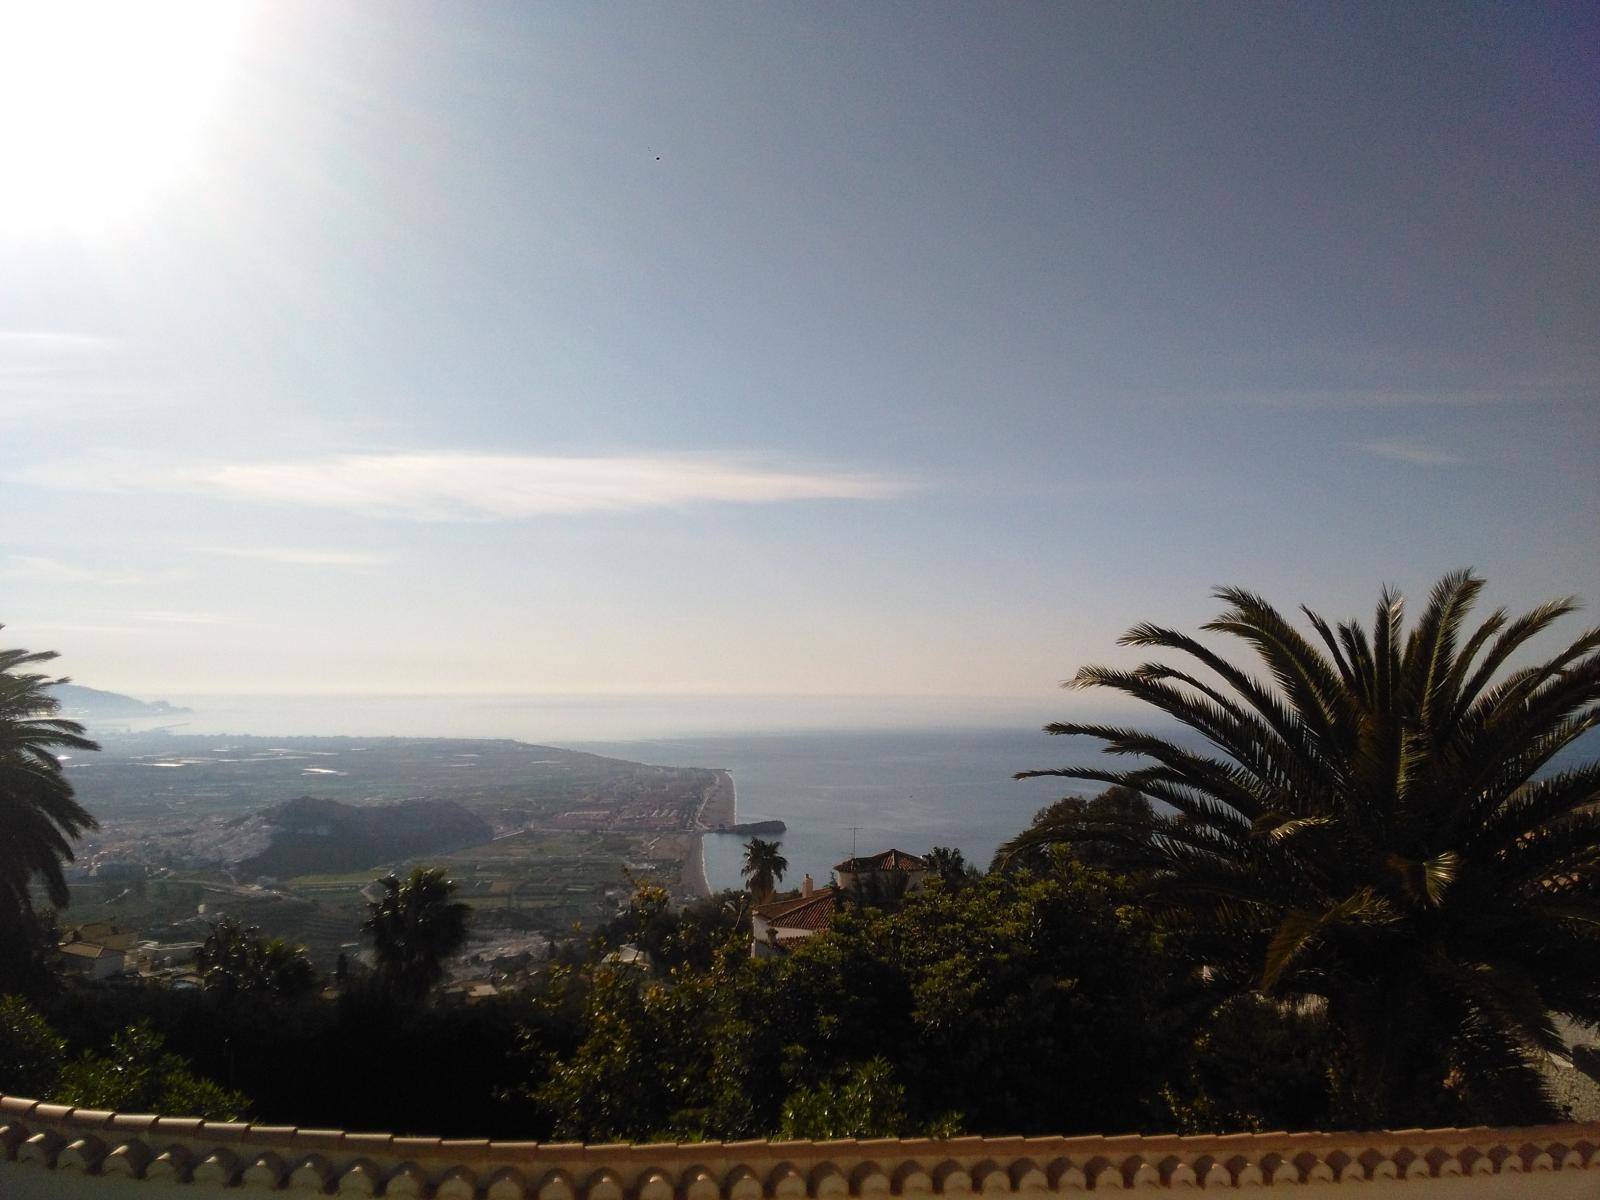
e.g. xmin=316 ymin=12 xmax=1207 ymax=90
xmin=88 ymin=691 xmax=1600 ymax=897
xmin=85 ymin=692 xmax=1102 ymax=893
xmin=573 ymin=728 xmax=1096 ymax=892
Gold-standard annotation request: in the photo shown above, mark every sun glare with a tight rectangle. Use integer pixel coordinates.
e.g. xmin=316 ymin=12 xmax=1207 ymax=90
xmin=0 ymin=1 xmax=253 ymax=233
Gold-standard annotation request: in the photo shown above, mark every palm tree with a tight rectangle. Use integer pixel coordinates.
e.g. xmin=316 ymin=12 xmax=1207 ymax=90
xmin=362 ymin=867 xmax=472 ymax=1002
xmin=196 ymin=917 xmax=318 ymax=1000
xmin=741 ymin=837 xmax=788 ymax=904
xmin=925 ymin=846 xmax=969 ymax=888
xmin=0 ymin=638 xmax=98 ymax=926
xmin=1004 ymin=571 xmax=1600 ymax=1125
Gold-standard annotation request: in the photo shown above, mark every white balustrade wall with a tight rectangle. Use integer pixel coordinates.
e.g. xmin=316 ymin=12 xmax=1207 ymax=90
xmin=5 ymin=1095 xmax=1600 ymax=1198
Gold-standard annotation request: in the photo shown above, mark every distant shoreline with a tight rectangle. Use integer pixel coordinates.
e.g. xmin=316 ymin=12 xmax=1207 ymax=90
xmin=698 ymin=769 xmax=736 ymax=829
xmin=683 ymin=769 xmax=736 ymax=899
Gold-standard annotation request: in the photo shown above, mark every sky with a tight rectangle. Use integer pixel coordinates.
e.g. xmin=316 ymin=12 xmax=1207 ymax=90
xmin=1 ymin=1 xmax=1597 ymax=722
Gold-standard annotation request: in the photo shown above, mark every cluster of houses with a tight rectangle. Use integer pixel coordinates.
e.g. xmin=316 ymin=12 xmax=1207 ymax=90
xmin=750 ymin=848 xmax=928 ymax=958
xmin=54 ymin=847 xmax=934 ymax=992
xmin=56 ymin=922 xmax=205 ymax=987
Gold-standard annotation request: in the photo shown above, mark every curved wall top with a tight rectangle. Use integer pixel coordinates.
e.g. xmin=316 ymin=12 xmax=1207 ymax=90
xmin=5 ymin=1094 xmax=1600 ymax=1196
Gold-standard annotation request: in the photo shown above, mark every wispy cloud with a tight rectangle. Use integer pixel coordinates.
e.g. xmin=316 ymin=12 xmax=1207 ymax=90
xmin=0 ymin=555 xmax=187 ymax=585
xmin=116 ymin=610 xmax=238 ymax=626
xmin=198 ymin=546 xmax=392 ymax=567
xmin=1362 ymin=440 xmax=1467 ymax=466
xmin=20 ymin=451 xmax=910 ymax=520
xmin=5 ymin=610 xmax=241 ymax=638
xmin=1222 ymin=388 xmax=1506 ymax=409
xmin=0 ymin=330 xmax=117 ymax=349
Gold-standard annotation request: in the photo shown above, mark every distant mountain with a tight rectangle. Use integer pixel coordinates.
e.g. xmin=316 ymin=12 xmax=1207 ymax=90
xmin=49 ymin=683 xmax=191 ymax=719
xmin=234 ymin=796 xmax=495 ymax=879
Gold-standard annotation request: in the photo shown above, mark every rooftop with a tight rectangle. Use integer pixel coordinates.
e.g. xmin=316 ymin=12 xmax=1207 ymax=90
xmin=754 ymin=886 xmax=840 ymax=931
xmin=833 ymin=848 xmax=928 ymax=874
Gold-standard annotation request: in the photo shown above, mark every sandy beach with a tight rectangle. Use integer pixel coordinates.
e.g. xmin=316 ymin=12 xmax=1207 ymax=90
xmin=680 ymin=769 xmax=735 ymax=899
xmin=698 ymin=768 xmax=736 ymax=829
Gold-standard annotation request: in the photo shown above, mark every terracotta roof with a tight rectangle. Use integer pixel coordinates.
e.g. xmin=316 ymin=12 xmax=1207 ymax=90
xmin=755 ymin=885 xmax=839 ymax=931
xmin=57 ymin=941 xmax=121 ymax=960
xmin=832 ymin=848 xmax=928 ymax=873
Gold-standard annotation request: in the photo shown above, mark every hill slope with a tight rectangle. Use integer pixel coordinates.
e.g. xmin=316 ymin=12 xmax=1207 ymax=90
xmin=49 ymin=683 xmax=191 ymax=719
xmin=231 ymin=795 xmax=495 ymax=878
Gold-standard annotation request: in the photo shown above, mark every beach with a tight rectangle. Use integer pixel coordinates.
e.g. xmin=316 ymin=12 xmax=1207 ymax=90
xmin=681 ymin=768 xmax=736 ymax=899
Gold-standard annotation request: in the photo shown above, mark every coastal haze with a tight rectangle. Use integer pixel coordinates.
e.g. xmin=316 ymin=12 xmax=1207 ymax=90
xmin=50 ymin=686 xmax=1088 ymax=932
xmin=1 ymin=3 xmax=1594 ymax=713
xmin=3 ymin=0 xmax=1598 ymax=995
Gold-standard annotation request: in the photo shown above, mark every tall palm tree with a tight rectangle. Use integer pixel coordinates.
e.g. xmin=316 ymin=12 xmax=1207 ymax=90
xmin=0 ymin=638 xmax=98 ymax=924
xmin=1003 ymin=571 xmax=1600 ymax=1125
xmin=362 ymin=867 xmax=472 ymax=1002
xmin=741 ymin=837 xmax=788 ymax=904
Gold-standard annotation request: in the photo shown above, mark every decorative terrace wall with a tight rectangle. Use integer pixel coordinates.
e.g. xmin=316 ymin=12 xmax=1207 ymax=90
xmin=4 ymin=1095 xmax=1599 ymax=1197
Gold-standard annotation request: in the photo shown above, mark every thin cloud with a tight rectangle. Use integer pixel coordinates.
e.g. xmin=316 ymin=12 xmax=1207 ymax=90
xmin=20 ymin=451 xmax=910 ymax=520
xmin=0 ymin=330 xmax=118 ymax=353
xmin=198 ymin=546 xmax=392 ymax=567
xmin=116 ymin=610 xmax=238 ymax=626
xmin=6 ymin=610 xmax=241 ymax=637
xmin=1363 ymin=440 xmax=1467 ymax=466
xmin=0 ymin=555 xmax=187 ymax=585
xmin=1221 ymin=388 xmax=1506 ymax=409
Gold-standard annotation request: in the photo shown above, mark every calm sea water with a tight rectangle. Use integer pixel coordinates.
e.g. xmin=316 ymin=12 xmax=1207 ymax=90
xmin=94 ymin=693 xmax=1600 ymax=897
xmin=573 ymin=728 xmax=1102 ymax=892
xmin=578 ymin=725 xmax=1600 ymax=893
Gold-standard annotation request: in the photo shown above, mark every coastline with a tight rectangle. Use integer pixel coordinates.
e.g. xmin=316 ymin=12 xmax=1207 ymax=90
xmin=682 ymin=769 xmax=735 ymax=900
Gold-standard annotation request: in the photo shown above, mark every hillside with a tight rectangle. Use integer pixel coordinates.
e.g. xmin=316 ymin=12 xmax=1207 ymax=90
xmin=49 ymin=683 xmax=191 ymax=719
xmin=230 ymin=795 xmax=494 ymax=878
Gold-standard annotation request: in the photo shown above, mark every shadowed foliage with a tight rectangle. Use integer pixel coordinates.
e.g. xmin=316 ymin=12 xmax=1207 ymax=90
xmin=196 ymin=917 xmax=319 ymax=1001
xmin=0 ymin=637 xmax=99 ymax=917
xmin=1003 ymin=571 xmax=1600 ymax=1125
xmin=0 ymin=635 xmax=99 ymax=996
xmin=362 ymin=867 xmax=472 ymax=1003
xmin=924 ymin=845 xmax=970 ymax=888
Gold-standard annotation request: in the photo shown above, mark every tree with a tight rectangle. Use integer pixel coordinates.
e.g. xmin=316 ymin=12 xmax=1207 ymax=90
xmin=54 ymin=1022 xmax=248 ymax=1119
xmin=997 ymin=785 xmax=1156 ymax=874
xmin=1004 ymin=571 xmax=1600 ymax=1125
xmin=362 ymin=867 xmax=472 ymax=1003
xmin=740 ymin=837 xmax=787 ymax=903
xmin=196 ymin=918 xmax=319 ymax=1001
xmin=779 ymin=1058 xmax=935 ymax=1139
xmin=0 ymin=994 xmax=68 ymax=1098
xmin=924 ymin=846 xmax=970 ymax=888
xmin=0 ymin=638 xmax=98 ymax=992
xmin=522 ymin=863 xmax=1192 ymax=1142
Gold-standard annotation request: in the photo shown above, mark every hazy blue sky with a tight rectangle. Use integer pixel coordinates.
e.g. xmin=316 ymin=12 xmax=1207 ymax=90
xmin=2 ymin=2 xmax=1596 ymax=713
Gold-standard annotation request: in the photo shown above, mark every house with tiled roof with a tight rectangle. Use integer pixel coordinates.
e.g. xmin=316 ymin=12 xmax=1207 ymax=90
xmin=62 ymin=921 xmax=139 ymax=951
xmin=56 ymin=941 xmax=128 ymax=981
xmin=833 ymin=847 xmax=928 ymax=897
xmin=751 ymin=875 xmax=838 ymax=958
xmin=751 ymin=849 xmax=931 ymax=957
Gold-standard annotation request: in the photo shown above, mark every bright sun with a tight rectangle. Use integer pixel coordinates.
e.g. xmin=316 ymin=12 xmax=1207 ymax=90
xmin=0 ymin=1 xmax=253 ymax=233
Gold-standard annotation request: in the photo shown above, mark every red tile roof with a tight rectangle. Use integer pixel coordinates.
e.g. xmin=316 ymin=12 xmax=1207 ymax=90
xmin=58 ymin=942 xmax=121 ymax=960
xmin=754 ymin=885 xmax=839 ymax=931
xmin=832 ymin=848 xmax=928 ymax=874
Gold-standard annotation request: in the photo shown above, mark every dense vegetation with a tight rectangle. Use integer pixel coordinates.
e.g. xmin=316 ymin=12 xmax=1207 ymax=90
xmin=1005 ymin=571 xmax=1600 ymax=1125
xmin=2 ymin=572 xmax=1598 ymax=1139
xmin=0 ymin=637 xmax=98 ymax=998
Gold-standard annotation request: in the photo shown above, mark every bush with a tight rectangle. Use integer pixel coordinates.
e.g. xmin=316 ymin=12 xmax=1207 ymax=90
xmin=54 ymin=1022 xmax=248 ymax=1119
xmin=0 ymin=995 xmax=68 ymax=1098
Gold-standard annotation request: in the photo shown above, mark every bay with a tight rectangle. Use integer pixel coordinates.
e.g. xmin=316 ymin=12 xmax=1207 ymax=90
xmin=573 ymin=727 xmax=1103 ymax=892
